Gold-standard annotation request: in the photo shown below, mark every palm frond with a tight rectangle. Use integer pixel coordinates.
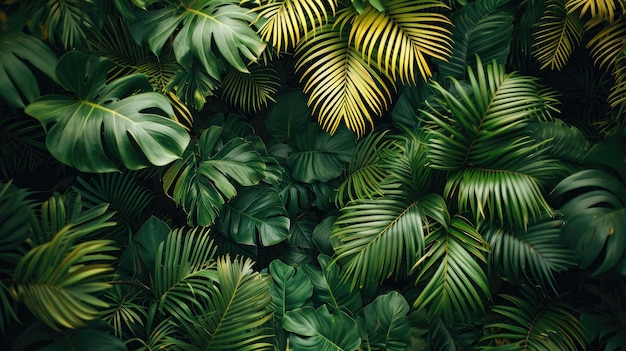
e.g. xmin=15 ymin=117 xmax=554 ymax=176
xmin=481 ymin=289 xmax=587 ymax=350
xmin=413 ymin=216 xmax=490 ymax=324
xmin=582 ymin=280 xmax=626 ymax=351
xmin=101 ymin=285 xmax=146 ymax=338
xmin=220 ymin=64 xmax=281 ymax=113
xmin=10 ymin=206 xmax=117 ymax=331
xmin=73 ymin=172 xmax=153 ymax=241
xmin=252 ymin=0 xmax=337 ymax=52
xmin=528 ymin=119 xmax=590 ymax=165
xmin=295 ymin=25 xmax=394 ymax=136
xmin=332 ymin=186 xmax=448 ymax=290
xmin=335 ymin=0 xmax=452 ymax=84
xmin=152 ymin=227 xmax=218 ymax=322
xmin=0 ymin=113 xmax=51 ymax=179
xmin=533 ymin=0 xmax=585 ymax=70
xmin=566 ymin=0 xmax=625 ymax=23
xmin=335 ymin=130 xmax=392 ymax=207
xmin=586 ymin=15 xmax=626 ymax=71
xmin=481 ymin=215 xmax=576 ymax=293
xmin=177 ymin=255 xmax=274 ymax=351
xmin=422 ymin=58 xmax=561 ymax=228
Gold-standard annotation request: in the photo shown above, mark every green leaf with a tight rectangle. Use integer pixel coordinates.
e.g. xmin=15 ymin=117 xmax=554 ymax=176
xmin=288 ymin=123 xmax=355 ymax=183
xmin=118 ymin=216 xmax=171 ymax=280
xmin=163 ymin=126 xmax=267 ymax=226
xmin=552 ymin=169 xmax=626 ymax=275
xmin=221 ymin=64 xmax=281 ymax=113
xmin=12 ymin=322 xmax=128 ymax=351
xmin=265 ymin=90 xmax=312 ymax=142
xmin=0 ymin=181 xmax=35 ymax=261
xmin=358 ymin=291 xmax=411 ymax=351
xmin=436 ymin=0 xmax=513 ymax=79
xmin=130 ymin=0 xmax=265 ymax=75
xmin=301 ymin=254 xmax=362 ymax=313
xmin=283 ymin=305 xmax=361 ymax=351
xmin=25 ymin=51 xmax=190 ymax=173
xmin=312 ymin=215 xmax=338 ymax=256
xmin=0 ymin=31 xmax=57 ymax=108
xmin=413 ymin=216 xmax=490 ymax=324
xmin=10 ymin=207 xmax=117 ymax=331
xmin=218 ymin=186 xmax=290 ymax=246
xmin=176 ymin=255 xmax=274 ymax=351
xmin=269 ymin=259 xmax=313 ymax=319
xmin=481 ymin=289 xmax=587 ymax=351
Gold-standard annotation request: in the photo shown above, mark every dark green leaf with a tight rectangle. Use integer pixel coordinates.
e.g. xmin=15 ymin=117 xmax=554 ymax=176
xmin=283 ymin=305 xmax=361 ymax=351
xmin=358 ymin=291 xmax=411 ymax=351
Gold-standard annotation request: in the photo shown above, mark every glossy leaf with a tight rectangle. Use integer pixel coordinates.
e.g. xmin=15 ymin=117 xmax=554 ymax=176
xmin=283 ymin=305 xmax=361 ymax=351
xmin=218 ymin=186 xmax=290 ymax=246
xmin=163 ymin=126 xmax=267 ymax=226
xmin=301 ymin=254 xmax=362 ymax=313
xmin=25 ymin=51 xmax=190 ymax=173
xmin=358 ymin=291 xmax=411 ymax=351
xmin=269 ymin=259 xmax=313 ymax=318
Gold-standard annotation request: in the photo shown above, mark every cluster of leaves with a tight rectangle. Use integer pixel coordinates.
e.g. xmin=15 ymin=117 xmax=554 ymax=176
xmin=1 ymin=0 xmax=626 ymax=350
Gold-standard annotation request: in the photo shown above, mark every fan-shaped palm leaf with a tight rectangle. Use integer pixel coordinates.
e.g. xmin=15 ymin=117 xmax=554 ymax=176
xmin=152 ymin=227 xmax=218 ymax=321
xmin=566 ymin=0 xmax=624 ymax=22
xmin=422 ymin=58 xmax=561 ymax=228
xmin=295 ymin=25 xmax=394 ymax=135
xmin=162 ymin=126 xmax=267 ymax=226
xmin=481 ymin=215 xmax=576 ymax=293
xmin=332 ymin=186 xmax=448 ymax=290
xmin=177 ymin=255 xmax=274 ymax=351
xmin=533 ymin=0 xmax=585 ymax=70
xmin=10 ymin=206 xmax=117 ymax=331
xmin=336 ymin=0 xmax=452 ymax=84
xmin=552 ymin=169 xmax=626 ymax=275
xmin=252 ymin=0 xmax=337 ymax=52
xmin=28 ymin=0 xmax=103 ymax=49
xmin=413 ymin=216 xmax=490 ymax=324
xmin=220 ymin=64 xmax=281 ymax=113
xmin=436 ymin=0 xmax=513 ymax=79
xmin=480 ymin=289 xmax=587 ymax=350
xmin=335 ymin=130 xmax=392 ymax=207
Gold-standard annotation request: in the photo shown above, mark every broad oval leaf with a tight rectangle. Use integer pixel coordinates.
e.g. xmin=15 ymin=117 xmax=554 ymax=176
xmin=265 ymin=90 xmax=312 ymax=142
xmin=0 ymin=31 xmax=57 ymax=108
xmin=288 ymin=123 xmax=355 ymax=183
xmin=269 ymin=259 xmax=314 ymax=318
xmin=163 ymin=126 xmax=267 ymax=226
xmin=283 ymin=305 xmax=361 ymax=351
xmin=218 ymin=186 xmax=290 ymax=246
xmin=358 ymin=291 xmax=412 ymax=351
xmin=25 ymin=51 xmax=190 ymax=173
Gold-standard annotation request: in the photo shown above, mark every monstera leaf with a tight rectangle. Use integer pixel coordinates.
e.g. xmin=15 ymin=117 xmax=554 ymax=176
xmin=129 ymin=0 xmax=265 ymax=76
xmin=0 ymin=31 xmax=57 ymax=108
xmin=163 ymin=126 xmax=267 ymax=226
xmin=283 ymin=305 xmax=361 ymax=351
xmin=218 ymin=186 xmax=290 ymax=246
xmin=25 ymin=51 xmax=190 ymax=173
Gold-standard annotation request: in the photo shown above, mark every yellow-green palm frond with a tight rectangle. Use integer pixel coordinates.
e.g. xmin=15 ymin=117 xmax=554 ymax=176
xmin=533 ymin=0 xmax=585 ymax=70
xmin=336 ymin=0 xmax=452 ymax=84
xmin=252 ymin=0 xmax=337 ymax=52
xmin=295 ymin=25 xmax=394 ymax=136
xmin=587 ymin=15 xmax=626 ymax=70
xmin=566 ymin=0 xmax=626 ymax=23
xmin=220 ymin=64 xmax=281 ymax=113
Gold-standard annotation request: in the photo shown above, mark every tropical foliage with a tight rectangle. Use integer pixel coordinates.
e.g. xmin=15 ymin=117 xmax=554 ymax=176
xmin=1 ymin=0 xmax=626 ymax=350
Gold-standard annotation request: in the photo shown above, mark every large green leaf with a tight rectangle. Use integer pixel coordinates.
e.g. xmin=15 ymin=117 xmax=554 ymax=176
xmin=176 ymin=255 xmax=274 ymax=351
xmin=269 ymin=259 xmax=313 ymax=319
xmin=480 ymin=289 xmax=587 ymax=350
xmin=288 ymin=123 xmax=355 ymax=183
xmin=413 ymin=216 xmax=490 ymax=324
xmin=552 ymin=169 xmax=626 ymax=275
xmin=357 ymin=291 xmax=411 ymax=351
xmin=163 ymin=126 xmax=267 ymax=226
xmin=436 ymin=0 xmax=513 ymax=79
xmin=129 ymin=0 xmax=265 ymax=75
xmin=25 ymin=51 xmax=190 ymax=173
xmin=481 ymin=215 xmax=576 ymax=293
xmin=152 ymin=227 xmax=218 ymax=321
xmin=332 ymin=188 xmax=448 ymax=291
xmin=0 ymin=31 xmax=57 ymax=108
xmin=422 ymin=58 xmax=561 ymax=228
xmin=301 ymin=254 xmax=362 ymax=313
xmin=283 ymin=305 xmax=361 ymax=351
xmin=10 ymin=206 xmax=117 ymax=331
xmin=218 ymin=186 xmax=290 ymax=246
xmin=265 ymin=91 xmax=312 ymax=142
xmin=118 ymin=216 xmax=171 ymax=281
